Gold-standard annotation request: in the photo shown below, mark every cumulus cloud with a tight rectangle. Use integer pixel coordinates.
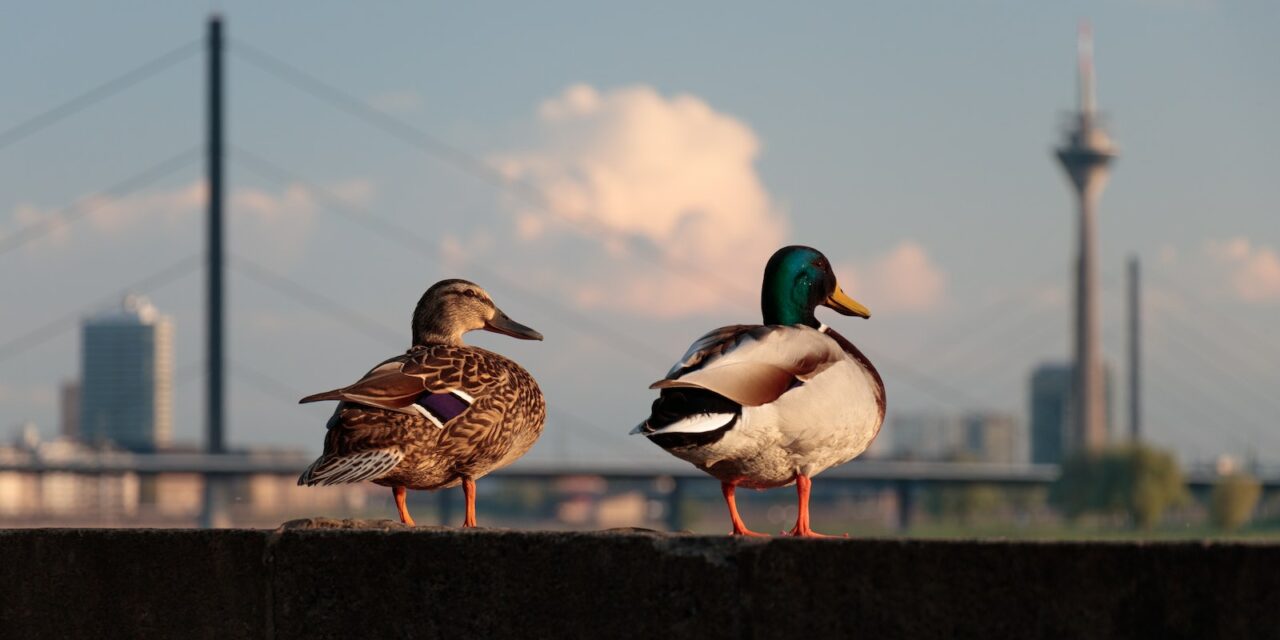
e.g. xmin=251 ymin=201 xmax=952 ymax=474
xmin=837 ymin=241 xmax=947 ymax=314
xmin=4 ymin=182 xmax=205 ymax=249
xmin=3 ymin=178 xmax=373 ymax=256
xmin=1205 ymin=237 xmax=1280 ymax=303
xmin=490 ymin=84 xmax=788 ymax=317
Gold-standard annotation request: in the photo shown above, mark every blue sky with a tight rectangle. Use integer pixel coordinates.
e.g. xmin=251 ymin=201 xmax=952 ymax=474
xmin=1 ymin=1 xmax=1277 ymax=466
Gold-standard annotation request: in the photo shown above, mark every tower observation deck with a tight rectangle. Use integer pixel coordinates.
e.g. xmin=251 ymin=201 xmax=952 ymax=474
xmin=1055 ymin=22 xmax=1117 ymax=455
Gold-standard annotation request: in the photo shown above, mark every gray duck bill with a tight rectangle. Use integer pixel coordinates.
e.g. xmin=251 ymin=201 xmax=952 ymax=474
xmin=484 ymin=309 xmax=544 ymax=341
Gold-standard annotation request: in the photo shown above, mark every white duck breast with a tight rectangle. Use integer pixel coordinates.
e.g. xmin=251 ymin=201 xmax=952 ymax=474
xmin=647 ymin=325 xmax=884 ymax=489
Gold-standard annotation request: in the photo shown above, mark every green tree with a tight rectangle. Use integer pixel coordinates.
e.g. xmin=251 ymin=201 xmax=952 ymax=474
xmin=1050 ymin=445 xmax=1187 ymax=530
xmin=1210 ymin=473 xmax=1262 ymax=532
xmin=925 ymin=484 xmax=1005 ymax=526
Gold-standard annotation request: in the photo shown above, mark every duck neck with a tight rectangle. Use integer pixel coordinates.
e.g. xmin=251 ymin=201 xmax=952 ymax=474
xmin=761 ymin=292 xmax=819 ymax=328
xmin=414 ymin=329 xmax=464 ymax=347
xmin=412 ymin=304 xmax=466 ymax=346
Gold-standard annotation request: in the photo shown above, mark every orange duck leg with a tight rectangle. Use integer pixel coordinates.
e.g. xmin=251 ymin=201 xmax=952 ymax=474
xmin=462 ymin=477 xmax=478 ymax=528
xmin=722 ymin=482 xmax=768 ymax=537
xmin=393 ymin=486 xmax=416 ymax=526
xmin=787 ymin=474 xmax=844 ymax=538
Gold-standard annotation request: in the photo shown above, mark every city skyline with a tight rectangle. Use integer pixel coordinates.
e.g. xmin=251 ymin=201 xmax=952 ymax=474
xmin=1 ymin=3 xmax=1277 ymax=466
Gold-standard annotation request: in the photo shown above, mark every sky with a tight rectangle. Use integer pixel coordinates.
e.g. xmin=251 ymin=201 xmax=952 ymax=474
xmin=1 ymin=1 xmax=1277 ymax=467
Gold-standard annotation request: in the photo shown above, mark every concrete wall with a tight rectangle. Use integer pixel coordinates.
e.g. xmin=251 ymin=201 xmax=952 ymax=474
xmin=2 ymin=519 xmax=1278 ymax=639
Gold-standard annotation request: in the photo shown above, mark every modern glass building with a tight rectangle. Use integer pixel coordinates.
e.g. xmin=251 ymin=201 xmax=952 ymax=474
xmin=1030 ymin=362 xmax=1113 ymax=464
xmin=79 ymin=295 xmax=173 ymax=452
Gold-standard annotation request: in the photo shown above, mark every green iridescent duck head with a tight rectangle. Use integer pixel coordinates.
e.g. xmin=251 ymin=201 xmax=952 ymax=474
xmin=760 ymin=245 xmax=870 ymax=328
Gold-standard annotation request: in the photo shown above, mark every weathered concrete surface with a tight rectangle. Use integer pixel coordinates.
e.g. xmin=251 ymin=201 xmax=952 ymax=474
xmin=0 ymin=528 xmax=268 ymax=639
xmin=2 ymin=521 xmax=1278 ymax=639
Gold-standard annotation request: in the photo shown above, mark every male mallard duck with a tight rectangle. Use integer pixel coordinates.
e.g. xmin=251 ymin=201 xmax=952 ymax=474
xmin=632 ymin=246 xmax=885 ymax=537
xmin=298 ymin=279 xmax=546 ymax=527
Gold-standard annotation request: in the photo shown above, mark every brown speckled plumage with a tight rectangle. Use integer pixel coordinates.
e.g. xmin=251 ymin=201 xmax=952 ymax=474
xmin=297 ymin=279 xmax=545 ymax=525
xmin=301 ymin=344 xmax=545 ymax=490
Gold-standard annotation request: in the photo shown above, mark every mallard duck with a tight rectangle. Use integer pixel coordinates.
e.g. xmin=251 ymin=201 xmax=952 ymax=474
xmin=632 ymin=246 xmax=885 ymax=537
xmin=297 ymin=279 xmax=546 ymax=527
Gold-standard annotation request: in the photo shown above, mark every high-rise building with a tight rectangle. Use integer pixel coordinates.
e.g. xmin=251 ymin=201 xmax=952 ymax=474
xmin=79 ymin=295 xmax=173 ymax=452
xmin=886 ymin=413 xmax=953 ymax=461
xmin=884 ymin=411 xmax=1019 ymax=464
xmin=1030 ymin=361 xmax=1115 ymax=464
xmin=1055 ymin=22 xmax=1117 ymax=455
xmin=59 ymin=381 xmax=80 ymax=440
xmin=961 ymin=413 xmax=1018 ymax=465
xmin=1030 ymin=364 xmax=1071 ymax=465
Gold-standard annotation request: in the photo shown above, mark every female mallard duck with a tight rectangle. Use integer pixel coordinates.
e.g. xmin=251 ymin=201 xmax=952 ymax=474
xmin=633 ymin=246 xmax=885 ymax=537
xmin=298 ymin=279 xmax=546 ymax=527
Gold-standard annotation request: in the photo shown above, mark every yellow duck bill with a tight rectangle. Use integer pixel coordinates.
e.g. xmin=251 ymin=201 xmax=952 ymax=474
xmin=824 ymin=285 xmax=871 ymax=318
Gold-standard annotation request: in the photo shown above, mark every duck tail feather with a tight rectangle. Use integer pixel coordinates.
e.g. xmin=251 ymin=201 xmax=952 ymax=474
xmin=298 ymin=450 xmax=403 ymax=486
xmin=299 ymin=389 xmax=344 ymax=404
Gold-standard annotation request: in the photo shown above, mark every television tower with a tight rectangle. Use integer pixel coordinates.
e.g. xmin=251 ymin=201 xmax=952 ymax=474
xmin=1056 ymin=22 xmax=1116 ymax=454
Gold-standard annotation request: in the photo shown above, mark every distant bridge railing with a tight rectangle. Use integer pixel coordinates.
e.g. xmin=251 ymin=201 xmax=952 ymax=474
xmin=3 ymin=453 xmax=1275 ymax=530
xmin=0 ymin=451 xmax=1060 ymax=481
xmin=3 ymin=452 xmax=1274 ymax=487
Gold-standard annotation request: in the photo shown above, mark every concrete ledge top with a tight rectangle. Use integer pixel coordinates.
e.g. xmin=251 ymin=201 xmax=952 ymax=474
xmin=3 ymin=520 xmax=1279 ymax=640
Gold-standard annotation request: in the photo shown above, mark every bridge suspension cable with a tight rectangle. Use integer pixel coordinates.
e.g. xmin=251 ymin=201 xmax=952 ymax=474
xmin=1145 ymin=366 xmax=1260 ymax=453
xmin=0 ymin=33 xmax=1080 ymax=431
xmin=228 ymin=38 xmax=753 ymax=305
xmin=227 ymin=39 xmax=1026 ymax=415
xmin=0 ymin=40 xmax=201 ymax=152
xmin=227 ymin=256 xmax=623 ymax=444
xmin=1146 ymin=324 xmax=1280 ymax=448
xmin=0 ymin=147 xmax=201 ymax=258
xmin=230 ymin=147 xmax=672 ymax=371
xmin=906 ymin=269 xmax=1063 ymax=363
xmin=230 ymin=254 xmax=403 ymax=346
xmin=1151 ymin=315 xmax=1280 ymax=420
xmin=1146 ymin=268 xmax=1280 ymax=359
xmin=0 ymin=253 xmax=203 ymax=365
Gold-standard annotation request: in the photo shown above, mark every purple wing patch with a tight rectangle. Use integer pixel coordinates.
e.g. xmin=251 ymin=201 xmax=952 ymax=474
xmin=413 ymin=391 xmax=472 ymax=428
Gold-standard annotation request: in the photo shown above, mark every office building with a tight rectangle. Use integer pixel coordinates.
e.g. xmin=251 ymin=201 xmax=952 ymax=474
xmin=79 ymin=295 xmax=173 ymax=452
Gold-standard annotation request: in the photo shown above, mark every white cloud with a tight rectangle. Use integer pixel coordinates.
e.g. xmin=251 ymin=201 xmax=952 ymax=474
xmin=490 ymin=84 xmax=788 ymax=317
xmin=440 ymin=230 xmax=496 ymax=271
xmin=4 ymin=178 xmax=373 ymax=257
xmin=838 ymin=241 xmax=947 ymax=314
xmin=1206 ymin=237 xmax=1280 ymax=303
xmin=4 ymin=182 xmax=206 ymax=250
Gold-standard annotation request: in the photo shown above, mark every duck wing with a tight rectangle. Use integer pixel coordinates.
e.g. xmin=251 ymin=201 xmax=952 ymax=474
xmin=297 ymin=346 xmax=496 ymax=486
xmin=650 ymin=325 xmax=844 ymax=407
xmin=299 ymin=346 xmax=482 ymax=427
xmin=821 ymin=326 xmax=886 ymax=422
